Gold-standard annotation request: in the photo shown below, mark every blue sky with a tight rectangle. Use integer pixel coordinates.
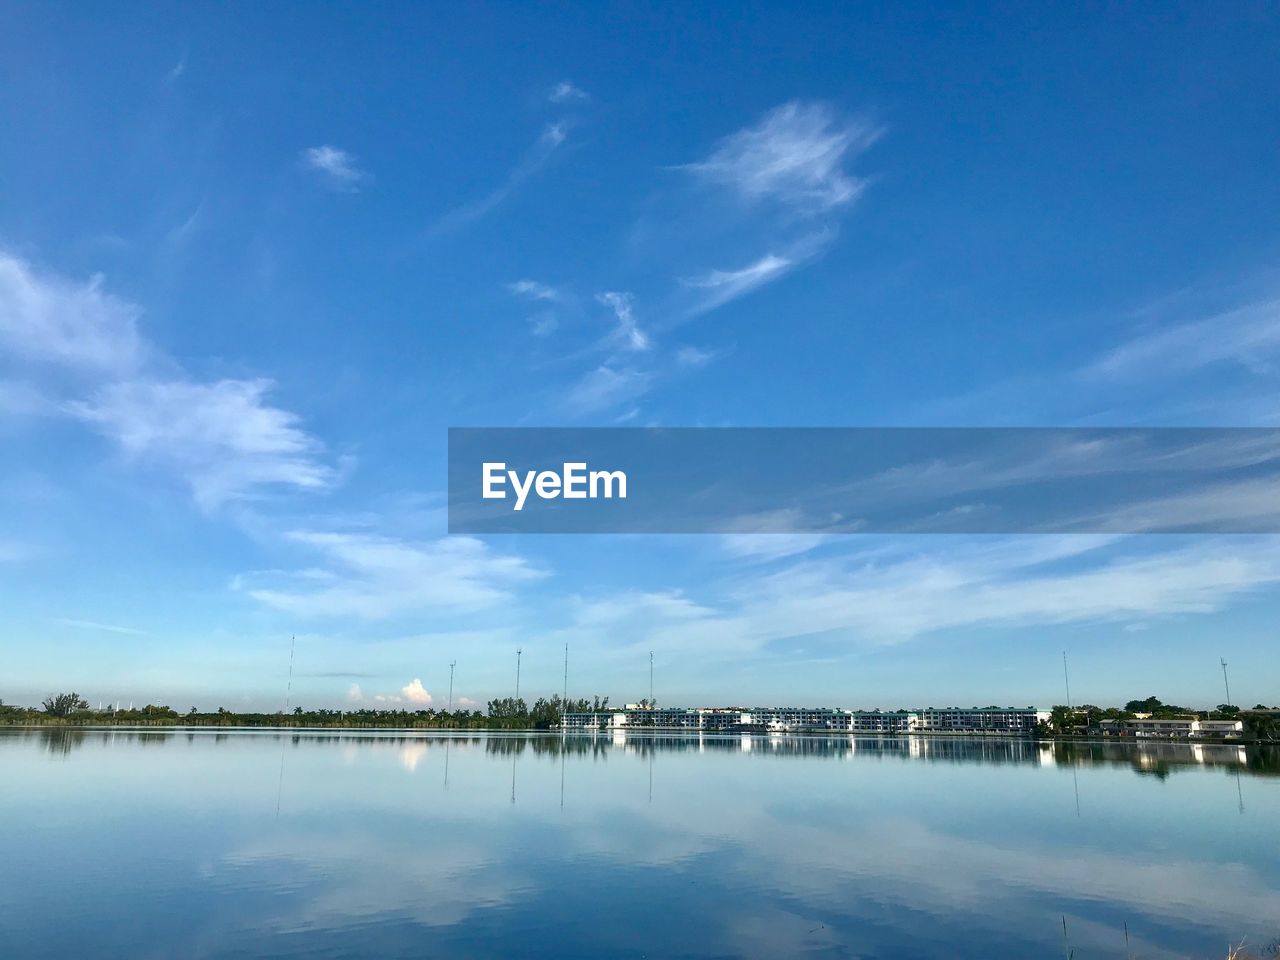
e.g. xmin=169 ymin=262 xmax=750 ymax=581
xmin=3 ymin=3 xmax=1280 ymax=712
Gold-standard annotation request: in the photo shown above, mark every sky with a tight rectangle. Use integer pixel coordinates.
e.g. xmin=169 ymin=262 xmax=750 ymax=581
xmin=2 ymin=2 xmax=1280 ymax=712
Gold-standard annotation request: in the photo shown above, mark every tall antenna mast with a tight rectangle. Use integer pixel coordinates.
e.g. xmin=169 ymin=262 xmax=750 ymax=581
xmin=515 ymin=647 xmax=522 ymax=701
xmin=1062 ymin=651 xmax=1072 ymax=710
xmin=1220 ymin=658 xmax=1232 ymax=706
xmin=284 ymin=634 xmax=296 ymax=715
xmin=649 ymin=650 xmax=654 ymax=706
xmin=563 ymin=643 xmax=568 ymax=703
xmin=447 ymin=660 xmax=456 ymax=711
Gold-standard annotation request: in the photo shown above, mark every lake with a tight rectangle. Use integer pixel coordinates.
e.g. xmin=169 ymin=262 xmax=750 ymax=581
xmin=1 ymin=728 xmax=1277 ymax=959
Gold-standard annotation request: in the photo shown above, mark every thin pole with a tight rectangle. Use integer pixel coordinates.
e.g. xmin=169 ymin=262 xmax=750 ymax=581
xmin=515 ymin=648 xmax=522 ymax=701
xmin=284 ymin=634 xmax=296 ymax=715
xmin=1220 ymin=658 xmax=1232 ymax=706
xmin=1062 ymin=651 xmax=1072 ymax=710
xmin=448 ymin=660 xmax=456 ymax=712
xmin=563 ymin=643 xmax=569 ymax=704
xmin=649 ymin=651 xmax=654 ymax=706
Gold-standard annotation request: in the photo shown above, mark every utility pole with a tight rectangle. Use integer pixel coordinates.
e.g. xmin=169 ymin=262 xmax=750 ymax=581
xmin=284 ymin=634 xmax=296 ymax=716
xmin=447 ymin=660 xmax=456 ymax=711
xmin=515 ymin=648 xmax=522 ymax=701
xmin=1221 ymin=658 xmax=1232 ymax=707
xmin=1062 ymin=651 xmax=1072 ymax=710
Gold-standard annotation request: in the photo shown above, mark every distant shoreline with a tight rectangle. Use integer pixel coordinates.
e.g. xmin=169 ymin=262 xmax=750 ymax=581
xmin=1 ymin=719 xmax=1273 ymax=745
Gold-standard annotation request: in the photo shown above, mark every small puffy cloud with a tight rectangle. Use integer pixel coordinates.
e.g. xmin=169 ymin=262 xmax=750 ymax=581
xmin=300 ymin=145 xmax=367 ymax=191
xmin=529 ymin=312 xmax=559 ymax=337
xmin=401 ymin=678 xmax=432 ymax=705
xmin=346 ymin=684 xmax=364 ymax=703
xmin=508 ymin=279 xmax=560 ymax=302
xmin=549 ymin=81 xmax=589 ymax=104
xmin=541 ymin=123 xmax=567 ymax=148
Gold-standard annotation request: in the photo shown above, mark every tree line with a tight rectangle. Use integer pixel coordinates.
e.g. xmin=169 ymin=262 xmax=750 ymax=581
xmin=0 ymin=692 xmax=618 ymax=729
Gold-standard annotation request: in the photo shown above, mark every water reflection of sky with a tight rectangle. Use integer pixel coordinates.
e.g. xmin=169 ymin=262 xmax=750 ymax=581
xmin=1 ymin=729 xmax=1277 ymax=960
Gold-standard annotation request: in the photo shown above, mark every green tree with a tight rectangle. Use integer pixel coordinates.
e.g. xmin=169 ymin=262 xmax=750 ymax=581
xmin=42 ymin=692 xmax=89 ymax=716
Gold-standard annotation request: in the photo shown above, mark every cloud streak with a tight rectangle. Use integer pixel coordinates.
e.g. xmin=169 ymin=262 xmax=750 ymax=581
xmin=681 ymin=252 xmax=795 ymax=315
xmin=427 ymin=124 xmax=568 ymax=235
xmin=1088 ymin=296 xmax=1280 ymax=381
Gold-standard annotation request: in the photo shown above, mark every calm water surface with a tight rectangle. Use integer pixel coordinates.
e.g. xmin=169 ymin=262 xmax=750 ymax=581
xmin=1 ymin=728 xmax=1277 ymax=959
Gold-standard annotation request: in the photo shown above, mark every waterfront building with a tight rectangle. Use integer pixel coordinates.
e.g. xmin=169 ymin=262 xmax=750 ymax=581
xmin=915 ymin=707 xmax=1049 ymax=735
xmin=1123 ymin=717 xmax=1243 ymax=739
xmin=560 ymin=705 xmax=1045 ymax=735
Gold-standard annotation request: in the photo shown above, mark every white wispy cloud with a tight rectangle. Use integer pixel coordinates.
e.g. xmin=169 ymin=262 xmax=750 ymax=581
xmin=561 ymin=365 xmax=653 ymax=416
xmin=570 ymin=590 xmax=715 ymax=628
xmin=685 ymin=101 xmax=879 ymax=213
xmin=719 ymin=509 xmax=831 ymax=561
xmin=549 ymin=536 xmax=1280 ymax=661
xmin=596 ymin=291 xmax=650 ymax=351
xmin=1088 ymin=296 xmax=1280 ymax=381
xmin=0 ymin=253 xmax=146 ymax=376
xmin=675 ymin=345 xmax=717 ymax=368
xmin=237 ymin=531 xmax=544 ymax=619
xmin=508 ymin=281 xmax=564 ymax=337
xmin=300 ymin=145 xmax=368 ymax=192
xmin=1 ymin=252 xmax=338 ymax=510
xmin=427 ymin=124 xmax=568 ymax=235
xmin=508 ymin=279 xmax=561 ymax=302
xmin=681 ymin=253 xmax=794 ymax=313
xmin=70 ymin=378 xmax=337 ymax=510
xmin=52 ymin=617 xmax=148 ymax=636
xmin=163 ymin=52 xmax=187 ymax=84
xmin=549 ymin=80 xmax=589 ymax=103
xmin=732 ymin=538 xmax=1280 ymax=643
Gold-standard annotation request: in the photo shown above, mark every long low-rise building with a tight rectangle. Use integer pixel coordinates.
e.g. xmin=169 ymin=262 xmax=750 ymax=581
xmin=1100 ymin=717 xmax=1245 ymax=739
xmin=560 ymin=706 xmax=1048 ymax=735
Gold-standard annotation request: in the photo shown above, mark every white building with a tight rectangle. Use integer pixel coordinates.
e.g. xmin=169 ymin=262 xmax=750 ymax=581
xmin=915 ymin=707 xmax=1049 ymax=735
xmin=1124 ymin=717 xmax=1243 ymax=739
xmin=560 ymin=705 xmax=1042 ymax=735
